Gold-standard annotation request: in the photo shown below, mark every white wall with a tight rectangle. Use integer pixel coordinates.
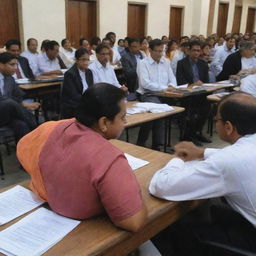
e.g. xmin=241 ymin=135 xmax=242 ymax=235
xmin=20 ymin=0 xmax=66 ymax=49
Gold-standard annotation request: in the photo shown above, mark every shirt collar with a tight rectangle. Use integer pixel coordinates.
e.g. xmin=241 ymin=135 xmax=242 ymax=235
xmin=148 ymin=56 xmax=165 ymax=64
xmin=95 ymin=59 xmax=109 ymax=69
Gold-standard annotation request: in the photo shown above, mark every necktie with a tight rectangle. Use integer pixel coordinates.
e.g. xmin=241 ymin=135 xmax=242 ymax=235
xmin=15 ymin=65 xmax=22 ymax=79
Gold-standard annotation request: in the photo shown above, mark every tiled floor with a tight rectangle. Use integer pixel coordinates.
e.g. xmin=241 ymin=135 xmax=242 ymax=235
xmin=0 ymin=121 xmax=227 ymax=190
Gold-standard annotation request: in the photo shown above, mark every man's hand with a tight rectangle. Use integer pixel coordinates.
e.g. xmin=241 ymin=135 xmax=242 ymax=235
xmin=174 ymin=141 xmax=205 ymax=161
xmin=22 ymin=102 xmax=40 ymax=111
xmin=188 ymin=80 xmax=203 ymax=88
xmin=166 ymin=85 xmax=176 ymax=92
xmin=120 ymin=85 xmax=128 ymax=92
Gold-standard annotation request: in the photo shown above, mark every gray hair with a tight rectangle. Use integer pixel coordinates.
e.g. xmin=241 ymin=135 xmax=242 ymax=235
xmin=239 ymin=41 xmax=255 ymax=51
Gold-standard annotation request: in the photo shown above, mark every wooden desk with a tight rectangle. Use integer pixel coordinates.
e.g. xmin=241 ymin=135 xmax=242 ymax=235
xmin=19 ymin=81 xmax=62 ymax=98
xmin=0 ymin=140 xmax=203 ymax=256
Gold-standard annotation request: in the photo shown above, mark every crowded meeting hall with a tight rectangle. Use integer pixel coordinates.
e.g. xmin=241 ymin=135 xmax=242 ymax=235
xmin=0 ymin=0 xmax=256 ymax=255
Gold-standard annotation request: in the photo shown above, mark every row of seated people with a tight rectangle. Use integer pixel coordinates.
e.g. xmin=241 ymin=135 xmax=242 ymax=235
xmin=0 ymin=33 xmax=255 ymax=146
xmin=15 ymin=83 xmax=256 ymax=255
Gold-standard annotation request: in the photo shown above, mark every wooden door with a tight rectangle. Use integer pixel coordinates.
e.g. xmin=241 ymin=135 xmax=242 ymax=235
xmin=232 ymin=6 xmax=242 ymax=33
xmin=217 ymin=3 xmax=229 ymax=37
xmin=169 ymin=7 xmax=183 ymax=40
xmin=207 ymin=0 xmax=216 ymax=36
xmin=66 ymin=0 xmax=97 ymax=48
xmin=0 ymin=0 xmax=20 ymax=48
xmin=246 ymin=8 xmax=256 ymax=33
xmin=127 ymin=4 xmax=146 ymax=38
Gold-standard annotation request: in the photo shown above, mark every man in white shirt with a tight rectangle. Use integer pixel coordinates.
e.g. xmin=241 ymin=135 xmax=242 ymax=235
xmin=210 ymin=37 xmax=236 ymax=77
xmin=150 ymin=92 xmax=256 ymax=255
xmin=21 ymin=38 xmax=39 ymax=76
xmin=59 ymin=38 xmax=76 ymax=68
xmin=240 ymin=73 xmax=256 ymax=97
xmin=37 ymin=40 xmax=64 ymax=76
xmin=89 ymin=44 xmax=127 ymax=90
xmin=136 ymin=39 xmax=177 ymax=150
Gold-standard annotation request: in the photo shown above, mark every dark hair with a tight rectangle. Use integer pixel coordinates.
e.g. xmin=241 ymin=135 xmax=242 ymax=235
xmin=161 ymin=35 xmax=168 ymax=40
xmin=139 ymin=37 xmax=147 ymax=44
xmin=61 ymin=38 xmax=69 ymax=47
xmin=128 ymin=38 xmax=140 ymax=46
xmin=189 ymin=40 xmax=201 ymax=49
xmin=90 ymin=37 xmax=101 ymax=46
xmin=167 ymin=40 xmax=178 ymax=49
xmin=27 ymin=38 xmax=37 ymax=46
xmin=201 ymin=43 xmax=210 ymax=49
xmin=180 ymin=42 xmax=190 ymax=48
xmin=75 ymin=48 xmax=89 ymax=60
xmin=0 ymin=52 xmax=17 ymax=63
xmin=149 ymin=39 xmax=164 ymax=50
xmin=106 ymin=32 xmax=116 ymax=39
xmin=45 ymin=40 xmax=59 ymax=51
xmin=118 ymin=39 xmax=124 ymax=44
xmin=76 ymin=83 xmax=126 ymax=127
xmin=218 ymin=92 xmax=256 ymax=135
xmin=5 ymin=39 xmax=21 ymax=49
xmin=95 ymin=43 xmax=110 ymax=54
xmin=79 ymin=37 xmax=88 ymax=46
xmin=41 ymin=39 xmax=50 ymax=51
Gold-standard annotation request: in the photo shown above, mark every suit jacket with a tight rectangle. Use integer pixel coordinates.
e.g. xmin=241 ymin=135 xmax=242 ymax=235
xmin=216 ymin=51 xmax=242 ymax=81
xmin=121 ymin=50 xmax=144 ymax=92
xmin=0 ymin=75 xmax=24 ymax=103
xmin=176 ymin=56 xmax=209 ymax=85
xmin=61 ymin=64 xmax=94 ymax=118
xmin=18 ymin=56 xmax=35 ymax=79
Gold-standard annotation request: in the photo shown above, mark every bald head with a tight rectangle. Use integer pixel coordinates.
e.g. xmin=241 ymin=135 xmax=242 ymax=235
xmin=218 ymin=92 xmax=256 ymax=136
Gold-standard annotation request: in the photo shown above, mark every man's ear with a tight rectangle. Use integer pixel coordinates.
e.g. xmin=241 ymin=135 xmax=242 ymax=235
xmin=224 ymin=121 xmax=235 ymax=136
xmin=98 ymin=116 xmax=108 ymax=133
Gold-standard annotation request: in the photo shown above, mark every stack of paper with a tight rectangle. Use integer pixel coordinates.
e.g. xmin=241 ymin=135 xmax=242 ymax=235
xmin=0 ymin=208 xmax=80 ymax=256
xmin=0 ymin=186 xmax=44 ymax=225
xmin=125 ymin=153 xmax=150 ymax=171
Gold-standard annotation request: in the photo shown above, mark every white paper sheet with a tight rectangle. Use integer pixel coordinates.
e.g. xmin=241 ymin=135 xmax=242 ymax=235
xmin=125 ymin=153 xmax=150 ymax=171
xmin=0 ymin=208 xmax=80 ymax=256
xmin=0 ymin=185 xmax=44 ymax=225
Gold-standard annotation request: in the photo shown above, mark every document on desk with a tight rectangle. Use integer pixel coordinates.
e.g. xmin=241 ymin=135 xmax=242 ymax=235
xmin=125 ymin=153 xmax=150 ymax=171
xmin=0 ymin=208 xmax=80 ymax=256
xmin=0 ymin=185 xmax=44 ymax=225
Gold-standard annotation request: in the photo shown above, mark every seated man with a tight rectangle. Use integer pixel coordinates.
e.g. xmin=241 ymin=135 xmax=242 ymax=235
xmin=0 ymin=52 xmax=39 ymax=141
xmin=240 ymin=73 xmax=256 ymax=97
xmin=136 ymin=39 xmax=177 ymax=150
xmin=176 ymin=40 xmax=211 ymax=144
xmin=37 ymin=40 xmax=66 ymax=76
xmin=21 ymin=38 xmax=39 ymax=76
xmin=210 ymin=37 xmax=236 ymax=77
xmin=150 ymin=92 xmax=256 ymax=255
xmin=5 ymin=39 xmax=34 ymax=80
xmin=105 ymin=32 xmax=121 ymax=65
xmin=121 ymin=38 xmax=144 ymax=92
xmin=59 ymin=38 xmax=76 ymax=68
xmin=17 ymin=84 xmax=146 ymax=232
xmin=89 ymin=44 xmax=127 ymax=90
xmin=217 ymin=41 xmax=256 ymax=81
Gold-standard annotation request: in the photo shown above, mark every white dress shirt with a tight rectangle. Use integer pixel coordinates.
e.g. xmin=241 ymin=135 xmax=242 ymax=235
xmin=149 ymin=134 xmax=256 ymax=227
xmin=210 ymin=45 xmax=236 ymax=76
xmin=0 ymin=72 xmax=4 ymax=95
xmin=59 ymin=48 xmax=75 ymax=68
xmin=112 ymin=46 xmax=121 ymax=64
xmin=37 ymin=53 xmax=61 ymax=75
xmin=21 ymin=50 xmax=39 ymax=76
xmin=241 ymin=57 xmax=256 ymax=70
xmin=137 ymin=56 xmax=177 ymax=95
xmin=240 ymin=74 xmax=256 ymax=97
xmin=170 ymin=51 xmax=185 ymax=76
xmin=78 ymin=69 xmax=89 ymax=93
xmin=88 ymin=59 xmax=121 ymax=88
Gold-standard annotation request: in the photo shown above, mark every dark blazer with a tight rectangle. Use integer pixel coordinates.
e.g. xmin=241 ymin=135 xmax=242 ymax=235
xmin=1 ymin=75 xmax=24 ymax=103
xmin=61 ymin=64 xmax=94 ymax=118
xmin=176 ymin=56 xmax=209 ymax=85
xmin=121 ymin=51 xmax=144 ymax=92
xmin=18 ymin=56 xmax=35 ymax=79
xmin=216 ymin=51 xmax=242 ymax=81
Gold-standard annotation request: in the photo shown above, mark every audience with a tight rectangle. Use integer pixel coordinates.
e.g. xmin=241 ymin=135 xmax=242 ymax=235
xmin=61 ymin=48 xmax=93 ymax=118
xmin=0 ymin=52 xmax=39 ymax=141
xmin=5 ymin=39 xmax=34 ymax=80
xmin=21 ymin=38 xmax=39 ymax=76
xmin=17 ymin=84 xmax=147 ymax=232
